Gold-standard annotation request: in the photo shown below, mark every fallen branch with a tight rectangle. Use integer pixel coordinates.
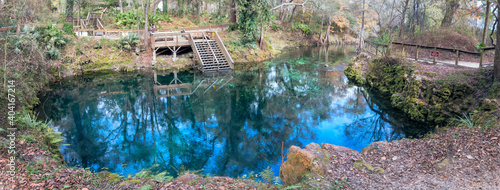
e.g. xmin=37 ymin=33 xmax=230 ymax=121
xmin=272 ymin=0 xmax=313 ymax=10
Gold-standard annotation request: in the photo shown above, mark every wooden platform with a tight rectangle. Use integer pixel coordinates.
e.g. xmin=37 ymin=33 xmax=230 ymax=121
xmin=151 ymin=30 xmax=234 ymax=72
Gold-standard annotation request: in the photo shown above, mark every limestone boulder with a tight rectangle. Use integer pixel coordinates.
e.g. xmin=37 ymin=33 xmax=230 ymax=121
xmin=279 ymin=143 xmax=359 ymax=186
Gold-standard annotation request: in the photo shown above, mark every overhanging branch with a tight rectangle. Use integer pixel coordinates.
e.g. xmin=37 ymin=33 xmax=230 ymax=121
xmin=272 ymin=0 xmax=313 ymax=10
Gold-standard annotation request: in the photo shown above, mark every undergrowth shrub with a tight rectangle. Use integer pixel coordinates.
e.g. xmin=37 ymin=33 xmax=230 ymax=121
xmin=291 ymin=22 xmax=310 ymax=35
xmin=62 ymin=23 xmax=74 ymax=35
xmin=17 ymin=110 xmax=65 ymax=155
xmin=31 ymin=25 xmax=72 ymax=60
xmin=117 ymin=34 xmax=140 ymax=50
xmin=271 ymin=22 xmax=283 ymax=31
xmin=115 ymin=10 xmax=172 ymax=29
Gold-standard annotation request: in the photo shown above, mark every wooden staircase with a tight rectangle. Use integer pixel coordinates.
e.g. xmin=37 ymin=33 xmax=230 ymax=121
xmin=80 ymin=7 xmax=107 ymax=30
xmin=190 ymin=31 xmax=234 ymax=72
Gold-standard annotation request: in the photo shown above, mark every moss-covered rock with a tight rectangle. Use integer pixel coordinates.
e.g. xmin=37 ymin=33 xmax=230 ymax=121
xmin=279 ymin=143 xmax=352 ymax=186
xmin=344 ymin=54 xmax=489 ymax=125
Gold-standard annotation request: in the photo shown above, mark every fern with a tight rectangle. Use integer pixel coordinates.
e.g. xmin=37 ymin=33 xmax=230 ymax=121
xmin=455 ymin=113 xmax=477 ymax=128
xmin=259 ymin=166 xmax=275 ymax=184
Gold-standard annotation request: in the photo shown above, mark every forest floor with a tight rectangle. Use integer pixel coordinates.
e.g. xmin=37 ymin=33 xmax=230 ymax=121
xmin=292 ymin=127 xmax=500 ymax=190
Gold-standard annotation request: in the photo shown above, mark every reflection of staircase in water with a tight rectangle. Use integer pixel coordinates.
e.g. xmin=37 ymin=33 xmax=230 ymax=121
xmin=153 ymin=70 xmax=233 ymax=98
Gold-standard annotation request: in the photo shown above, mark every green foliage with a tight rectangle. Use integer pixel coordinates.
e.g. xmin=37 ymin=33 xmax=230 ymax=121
xmin=5 ymin=29 xmax=51 ymax=108
xmin=373 ymin=31 xmax=393 ymax=45
xmin=291 ymin=22 xmax=310 ymax=35
xmin=17 ymin=111 xmax=65 ymax=155
xmin=117 ymin=34 xmax=140 ymax=50
xmin=34 ymin=25 xmax=71 ymax=49
xmin=93 ymin=43 xmax=102 ymax=49
xmin=115 ymin=10 xmax=139 ymax=29
xmin=46 ymin=47 xmax=61 ymax=59
xmin=476 ymin=43 xmax=486 ymax=51
xmin=237 ymin=0 xmax=270 ymax=43
xmin=115 ymin=9 xmax=172 ymax=29
xmin=331 ymin=178 xmax=349 ymax=189
xmin=259 ymin=166 xmax=275 ymax=184
xmin=134 ymin=165 xmax=174 ymax=183
xmin=270 ymin=22 xmax=283 ymax=31
xmin=62 ymin=23 xmax=74 ymax=35
xmin=138 ymin=185 xmax=153 ymax=190
xmin=31 ymin=25 xmax=72 ymax=60
xmin=228 ymin=23 xmax=238 ymax=31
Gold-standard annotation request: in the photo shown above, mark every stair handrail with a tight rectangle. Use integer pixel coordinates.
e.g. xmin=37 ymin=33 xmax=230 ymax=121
xmin=97 ymin=18 xmax=104 ymax=29
xmin=81 ymin=19 xmax=87 ymax=29
xmin=101 ymin=7 xmax=108 ymax=19
xmin=202 ymin=32 xmax=220 ymax=67
xmin=189 ymin=33 xmax=205 ymax=68
xmin=212 ymin=31 xmax=234 ymax=69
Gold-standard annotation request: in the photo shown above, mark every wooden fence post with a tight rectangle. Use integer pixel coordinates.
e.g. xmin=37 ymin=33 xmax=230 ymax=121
xmin=433 ymin=47 xmax=437 ymax=64
xmin=455 ymin=50 xmax=459 ymax=66
xmin=402 ymin=44 xmax=406 ymax=58
xmin=415 ymin=46 xmax=419 ymax=61
xmin=479 ymin=49 xmax=484 ymax=68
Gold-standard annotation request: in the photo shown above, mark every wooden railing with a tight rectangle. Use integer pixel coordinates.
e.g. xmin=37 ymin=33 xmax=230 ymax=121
xmin=150 ymin=32 xmax=186 ymax=48
xmin=75 ymin=28 xmax=144 ymax=38
xmin=210 ymin=31 xmax=234 ymax=68
xmin=97 ymin=19 xmax=104 ymax=29
xmin=364 ymin=40 xmax=495 ymax=68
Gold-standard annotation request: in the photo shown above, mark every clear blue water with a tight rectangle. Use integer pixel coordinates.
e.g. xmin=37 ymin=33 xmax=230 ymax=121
xmin=36 ymin=46 xmax=426 ymax=178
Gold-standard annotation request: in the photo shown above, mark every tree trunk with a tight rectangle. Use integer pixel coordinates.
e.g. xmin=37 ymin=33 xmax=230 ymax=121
xmin=119 ymin=0 xmax=123 ymax=13
xmin=289 ymin=5 xmax=297 ymax=23
xmin=152 ymin=0 xmax=162 ymax=16
xmin=318 ymin=18 xmax=324 ymax=46
xmin=138 ymin=2 xmax=141 ymax=37
xmin=495 ymin=0 xmax=500 ymax=81
xmin=78 ymin=2 xmax=81 ymax=26
xmin=66 ymin=0 xmax=74 ymax=23
xmin=398 ymin=0 xmax=410 ymax=38
xmin=441 ymin=0 xmax=460 ymax=28
xmin=178 ymin=0 xmax=184 ymax=18
xmin=230 ymin=0 xmax=236 ymax=23
xmin=482 ymin=0 xmax=491 ymax=44
xmin=144 ymin=0 xmax=150 ymax=50
xmin=308 ymin=10 xmax=312 ymax=27
xmin=279 ymin=0 xmax=285 ymax=21
xmin=358 ymin=0 xmax=365 ymax=50
xmin=325 ymin=17 xmax=331 ymax=45
xmin=163 ymin=0 xmax=168 ymax=14
xmin=3 ymin=43 xmax=6 ymax=90
xmin=218 ymin=0 xmax=221 ymax=17
xmin=197 ymin=0 xmax=200 ymax=24
xmin=259 ymin=20 xmax=265 ymax=50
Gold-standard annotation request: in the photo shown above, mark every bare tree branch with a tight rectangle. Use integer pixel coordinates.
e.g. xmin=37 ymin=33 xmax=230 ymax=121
xmin=272 ymin=0 xmax=313 ymax=10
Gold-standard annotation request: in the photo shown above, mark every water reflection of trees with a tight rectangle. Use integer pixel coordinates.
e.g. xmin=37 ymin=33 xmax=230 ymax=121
xmin=37 ymin=47 xmax=422 ymax=177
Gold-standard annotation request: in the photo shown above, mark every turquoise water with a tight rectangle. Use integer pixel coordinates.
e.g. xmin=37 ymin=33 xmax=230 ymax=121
xmin=36 ymin=46 xmax=426 ymax=178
